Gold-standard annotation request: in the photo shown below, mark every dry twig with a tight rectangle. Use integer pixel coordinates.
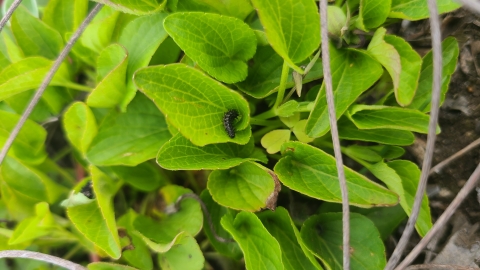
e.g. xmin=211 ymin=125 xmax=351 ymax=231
xmin=319 ymin=1 xmax=350 ymax=269
xmin=0 ymin=0 xmax=22 ymax=33
xmin=0 ymin=250 xmax=86 ymax=270
xmin=430 ymin=138 xmax=480 ymax=176
xmin=386 ymin=0 xmax=444 ymax=268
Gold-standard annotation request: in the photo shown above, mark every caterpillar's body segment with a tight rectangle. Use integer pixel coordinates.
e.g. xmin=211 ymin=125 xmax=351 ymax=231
xmin=223 ymin=109 xmax=239 ymax=138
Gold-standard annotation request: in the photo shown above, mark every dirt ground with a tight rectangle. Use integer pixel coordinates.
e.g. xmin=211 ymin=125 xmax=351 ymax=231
xmin=391 ymin=8 xmax=480 ymax=265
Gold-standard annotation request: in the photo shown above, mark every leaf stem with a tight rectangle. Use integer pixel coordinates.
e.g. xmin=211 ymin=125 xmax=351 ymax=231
xmin=250 ymin=118 xmax=281 ymax=126
xmin=0 ymin=3 xmax=104 ymax=166
xmin=63 ymin=82 xmax=93 ymax=92
xmin=273 ymin=61 xmax=290 ymax=110
xmin=253 ymin=108 xmax=277 ymax=120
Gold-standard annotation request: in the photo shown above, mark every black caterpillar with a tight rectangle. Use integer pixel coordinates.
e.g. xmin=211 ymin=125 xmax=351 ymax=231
xmin=223 ymin=109 xmax=239 ymax=138
xmin=80 ymin=181 xmax=95 ymax=199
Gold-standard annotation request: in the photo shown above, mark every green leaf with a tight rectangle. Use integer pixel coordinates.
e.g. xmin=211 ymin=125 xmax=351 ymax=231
xmin=274 ymin=141 xmax=399 ymax=207
xmin=0 ymin=32 xmax=21 ymax=70
xmin=13 ymin=162 xmax=66 ymax=205
xmin=221 ymin=211 xmax=283 ymax=270
xmin=118 ymin=13 xmax=169 ymax=110
xmin=367 ymin=160 xmax=432 ymax=236
xmin=367 ymin=28 xmax=422 ymax=106
xmin=237 ymin=46 xmax=323 ymax=98
xmin=133 ymin=185 xmax=203 ymax=244
xmin=384 ymin=34 xmax=422 ymax=106
xmin=157 ymin=232 xmax=205 ymax=270
xmin=117 ymin=210 xmax=153 ymax=270
xmin=134 ymin=64 xmax=251 ymax=146
xmin=199 ymin=190 xmax=242 ymax=259
xmin=347 ymin=105 xmax=440 ymax=134
xmin=258 ymin=207 xmax=323 ymax=270
xmin=0 ymin=110 xmax=47 ymax=164
xmin=345 ymin=145 xmax=405 ymax=162
xmin=164 ymin=12 xmax=256 ymax=84
xmin=157 ymin=134 xmax=264 ymax=170
xmin=110 ymin=162 xmax=167 ymax=192
xmin=88 ymin=262 xmax=138 ymax=270
xmin=343 ymin=145 xmax=383 ymax=163
xmin=389 ymin=0 xmax=461 ymax=20
xmin=326 ymin=6 xmax=347 ymax=37
xmin=338 ymin=117 xmax=415 ymax=146
xmin=8 ymin=202 xmax=56 ymax=245
xmin=87 ymin=44 xmax=128 ymax=108
xmin=407 ymin=37 xmax=459 ymax=112
xmin=92 ymin=0 xmax=166 ymax=15
xmin=251 ymin=0 xmax=320 ymax=73
xmin=63 ymin=102 xmax=98 ymax=155
xmin=260 ymin=129 xmax=291 ymax=154
xmin=67 ymin=166 xmax=122 ymax=259
xmin=301 ymin=213 xmax=386 ymax=269
xmin=170 ymin=0 xmax=253 ymax=20
xmin=80 ymin=6 xmax=120 ymax=53
xmin=305 ymin=44 xmax=383 ymax=137
xmin=0 ymin=57 xmax=76 ymax=101
xmin=11 ymin=5 xmax=63 ymax=59
xmin=208 ymin=162 xmax=279 ymax=212
xmin=292 ymin=120 xmax=315 ymax=143
xmin=357 ymin=0 xmax=391 ymax=30
xmin=318 ymin=202 xmax=407 ymax=241
xmin=86 ymin=93 xmax=171 ymax=166
xmin=42 ymin=0 xmax=88 ymax=39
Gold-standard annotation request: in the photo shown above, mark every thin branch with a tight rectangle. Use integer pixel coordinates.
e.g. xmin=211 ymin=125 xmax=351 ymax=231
xmin=385 ymin=0 xmax=443 ymax=268
xmin=0 ymin=0 xmax=22 ymax=33
xmin=174 ymin=193 xmax=234 ymax=243
xmin=319 ymin=1 xmax=350 ymax=269
xmin=407 ymin=264 xmax=480 ymax=270
xmin=0 ymin=250 xmax=86 ymax=270
xmin=0 ymin=3 xmax=104 ymax=166
xmin=430 ymin=137 xmax=480 ymax=176
xmin=396 ymin=162 xmax=480 ymax=269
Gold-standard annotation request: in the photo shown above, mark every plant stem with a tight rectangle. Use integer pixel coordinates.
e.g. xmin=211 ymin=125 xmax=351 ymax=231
xmin=0 ymin=3 xmax=104 ymax=166
xmin=63 ymin=82 xmax=93 ymax=92
xmin=250 ymin=118 xmax=281 ymax=126
xmin=273 ymin=61 xmax=290 ymax=110
xmin=254 ymin=108 xmax=277 ymax=120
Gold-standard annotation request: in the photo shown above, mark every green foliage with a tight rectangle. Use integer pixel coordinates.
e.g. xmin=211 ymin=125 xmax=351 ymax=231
xmin=0 ymin=0 xmax=461 ymax=269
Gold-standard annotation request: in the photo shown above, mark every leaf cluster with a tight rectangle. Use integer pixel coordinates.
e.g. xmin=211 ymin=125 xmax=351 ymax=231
xmin=0 ymin=0 xmax=461 ymax=269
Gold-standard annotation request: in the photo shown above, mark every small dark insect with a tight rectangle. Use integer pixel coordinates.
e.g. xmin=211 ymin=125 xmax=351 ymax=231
xmin=80 ymin=181 xmax=95 ymax=199
xmin=223 ymin=109 xmax=239 ymax=138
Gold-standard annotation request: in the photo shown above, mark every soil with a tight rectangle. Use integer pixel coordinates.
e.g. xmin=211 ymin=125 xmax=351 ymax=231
xmin=389 ymin=7 xmax=480 ymax=263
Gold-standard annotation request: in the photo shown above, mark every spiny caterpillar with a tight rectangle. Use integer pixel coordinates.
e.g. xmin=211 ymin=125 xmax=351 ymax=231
xmin=223 ymin=109 xmax=239 ymax=138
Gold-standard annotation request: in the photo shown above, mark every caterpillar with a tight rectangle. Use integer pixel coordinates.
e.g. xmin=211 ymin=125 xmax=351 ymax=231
xmin=223 ymin=109 xmax=239 ymax=138
xmin=80 ymin=181 xmax=95 ymax=199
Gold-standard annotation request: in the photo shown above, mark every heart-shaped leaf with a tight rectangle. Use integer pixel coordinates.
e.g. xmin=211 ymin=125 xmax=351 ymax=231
xmin=63 ymin=102 xmax=98 ymax=155
xmin=164 ymin=12 xmax=256 ymax=83
xmin=134 ymin=64 xmax=251 ymax=146
xmin=208 ymin=162 xmax=280 ymax=212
